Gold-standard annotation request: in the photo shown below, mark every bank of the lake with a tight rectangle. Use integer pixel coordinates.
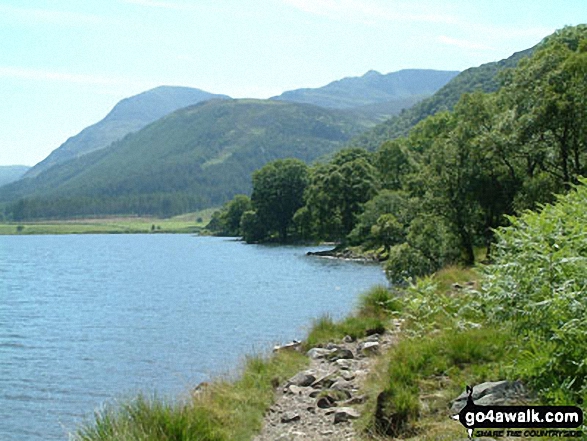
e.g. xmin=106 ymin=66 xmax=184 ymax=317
xmin=0 ymin=234 xmax=386 ymax=441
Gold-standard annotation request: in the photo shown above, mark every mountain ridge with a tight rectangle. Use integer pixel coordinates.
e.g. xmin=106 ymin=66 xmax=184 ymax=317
xmin=24 ymin=86 xmax=230 ymax=178
xmin=272 ymin=68 xmax=459 ymax=109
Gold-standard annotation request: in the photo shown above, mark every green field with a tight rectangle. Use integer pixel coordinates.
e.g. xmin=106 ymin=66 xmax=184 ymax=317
xmin=0 ymin=208 xmax=217 ymax=235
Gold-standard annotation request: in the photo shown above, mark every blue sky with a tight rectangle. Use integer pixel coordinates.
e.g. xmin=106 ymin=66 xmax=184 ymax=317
xmin=0 ymin=0 xmax=585 ymax=166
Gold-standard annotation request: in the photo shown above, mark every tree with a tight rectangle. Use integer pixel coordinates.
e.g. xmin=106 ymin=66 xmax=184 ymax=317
xmin=224 ymin=195 xmax=252 ymax=235
xmin=304 ymin=149 xmax=379 ymax=241
xmin=251 ymin=158 xmax=309 ymax=242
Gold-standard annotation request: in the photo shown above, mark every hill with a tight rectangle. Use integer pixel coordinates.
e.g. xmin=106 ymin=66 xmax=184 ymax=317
xmin=351 ymin=47 xmax=536 ymax=150
xmin=0 ymin=165 xmax=30 ymax=187
xmin=272 ymin=69 xmax=459 ymax=110
xmin=2 ymin=99 xmax=367 ymax=219
xmin=24 ymin=86 xmax=230 ymax=178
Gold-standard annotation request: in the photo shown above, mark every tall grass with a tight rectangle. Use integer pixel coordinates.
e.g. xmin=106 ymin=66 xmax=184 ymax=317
xmin=74 ymin=351 xmax=307 ymax=441
xmin=304 ymin=285 xmax=399 ymax=348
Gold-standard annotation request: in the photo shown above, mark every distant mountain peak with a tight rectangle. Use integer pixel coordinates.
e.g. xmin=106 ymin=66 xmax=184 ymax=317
xmin=362 ymin=69 xmax=382 ymax=77
xmin=272 ymin=69 xmax=459 ymax=110
xmin=24 ymin=86 xmax=230 ymax=178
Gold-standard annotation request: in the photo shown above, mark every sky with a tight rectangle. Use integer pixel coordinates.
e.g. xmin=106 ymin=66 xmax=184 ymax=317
xmin=0 ymin=0 xmax=585 ymax=167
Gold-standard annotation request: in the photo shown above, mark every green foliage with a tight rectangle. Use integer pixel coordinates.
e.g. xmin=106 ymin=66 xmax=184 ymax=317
xmin=206 ymin=195 xmax=251 ymax=236
xmin=303 ymin=148 xmax=379 ymax=240
xmin=250 ymin=159 xmax=309 ymax=242
xmin=239 ymin=210 xmax=265 ymax=243
xmin=480 ymin=179 xmax=587 ymax=403
xmin=75 ymin=351 xmax=307 ymax=441
xmin=1 ymin=100 xmax=366 ymax=220
xmin=304 ymin=285 xmax=399 ymax=348
xmin=352 ymin=45 xmax=535 ymax=150
xmin=75 ymin=395 xmax=224 ymax=441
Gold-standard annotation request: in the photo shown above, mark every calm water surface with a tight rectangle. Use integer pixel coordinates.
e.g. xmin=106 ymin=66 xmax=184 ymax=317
xmin=0 ymin=234 xmax=386 ymax=440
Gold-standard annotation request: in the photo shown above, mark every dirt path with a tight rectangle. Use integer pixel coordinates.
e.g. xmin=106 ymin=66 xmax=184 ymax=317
xmin=254 ymin=321 xmax=401 ymax=441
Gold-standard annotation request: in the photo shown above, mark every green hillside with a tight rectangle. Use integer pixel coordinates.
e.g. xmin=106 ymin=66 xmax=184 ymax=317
xmin=351 ymin=47 xmax=536 ymax=150
xmin=0 ymin=165 xmax=30 ymax=187
xmin=2 ymin=99 xmax=367 ymax=219
xmin=24 ymin=86 xmax=229 ymax=178
xmin=272 ymin=69 xmax=459 ymax=109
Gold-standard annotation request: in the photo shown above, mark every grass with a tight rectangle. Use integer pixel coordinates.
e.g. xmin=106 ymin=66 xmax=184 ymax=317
xmin=304 ymin=285 xmax=401 ymax=349
xmin=74 ymin=351 xmax=307 ymax=441
xmin=0 ymin=209 xmax=217 ymax=235
xmin=352 ymin=267 xmax=526 ymax=440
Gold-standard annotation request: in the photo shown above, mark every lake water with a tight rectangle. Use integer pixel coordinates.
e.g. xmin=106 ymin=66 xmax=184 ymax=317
xmin=0 ymin=234 xmax=387 ymax=440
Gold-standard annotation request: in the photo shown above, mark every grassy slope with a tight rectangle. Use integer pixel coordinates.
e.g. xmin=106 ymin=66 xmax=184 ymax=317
xmin=0 ymin=99 xmax=368 ymax=215
xmin=0 ymin=208 xmax=216 ymax=235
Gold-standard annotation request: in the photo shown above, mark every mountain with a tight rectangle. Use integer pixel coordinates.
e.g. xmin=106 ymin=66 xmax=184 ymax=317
xmin=24 ymin=86 xmax=230 ymax=178
xmin=272 ymin=69 xmax=459 ymax=110
xmin=0 ymin=165 xmax=30 ymax=187
xmin=2 ymin=99 xmax=368 ymax=219
xmin=351 ymin=47 xmax=536 ymax=150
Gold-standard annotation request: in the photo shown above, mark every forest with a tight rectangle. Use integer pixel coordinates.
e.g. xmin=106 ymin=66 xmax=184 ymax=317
xmin=209 ymin=25 xmax=587 ymax=283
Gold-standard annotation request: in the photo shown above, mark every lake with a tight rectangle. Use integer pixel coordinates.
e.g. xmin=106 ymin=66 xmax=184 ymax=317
xmin=0 ymin=234 xmax=387 ymax=440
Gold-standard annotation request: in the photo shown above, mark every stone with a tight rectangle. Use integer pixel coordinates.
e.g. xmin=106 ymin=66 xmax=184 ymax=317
xmin=364 ymin=333 xmax=381 ymax=342
xmin=343 ymin=395 xmax=367 ymax=405
xmin=327 ymin=348 xmax=354 ymax=361
xmin=361 ymin=341 xmax=380 ymax=355
xmin=450 ymin=380 xmax=529 ymax=414
xmin=284 ymin=384 xmax=306 ymax=395
xmin=330 ymin=379 xmax=354 ymax=393
xmin=287 ymin=371 xmax=316 ymax=387
xmin=340 ymin=370 xmax=355 ymax=381
xmin=317 ymin=395 xmax=337 ymax=409
xmin=333 ymin=407 xmax=360 ymax=424
xmin=335 ymin=359 xmax=353 ymax=370
xmin=311 ymin=373 xmax=336 ymax=389
xmin=273 ymin=340 xmax=302 ymax=353
xmin=306 ymin=347 xmax=334 ymax=359
xmin=281 ymin=411 xmax=301 ymax=423
xmin=343 ymin=335 xmax=355 ymax=343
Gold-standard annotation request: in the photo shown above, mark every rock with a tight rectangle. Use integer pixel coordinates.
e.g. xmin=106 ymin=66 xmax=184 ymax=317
xmin=327 ymin=348 xmax=354 ymax=361
xmin=311 ymin=373 xmax=336 ymax=389
xmin=317 ymin=395 xmax=337 ymax=409
xmin=284 ymin=384 xmax=306 ymax=395
xmin=361 ymin=341 xmax=380 ymax=355
xmin=335 ymin=359 xmax=353 ymax=370
xmin=343 ymin=395 xmax=367 ymax=405
xmin=340 ymin=370 xmax=355 ymax=381
xmin=450 ymin=380 xmax=529 ymax=414
xmin=273 ymin=340 xmax=302 ymax=353
xmin=281 ymin=411 xmax=301 ymax=423
xmin=343 ymin=335 xmax=355 ymax=343
xmin=287 ymin=371 xmax=316 ymax=387
xmin=364 ymin=333 xmax=381 ymax=342
xmin=309 ymin=390 xmax=321 ymax=398
xmin=333 ymin=407 xmax=360 ymax=424
xmin=330 ymin=379 xmax=354 ymax=393
xmin=306 ymin=347 xmax=334 ymax=359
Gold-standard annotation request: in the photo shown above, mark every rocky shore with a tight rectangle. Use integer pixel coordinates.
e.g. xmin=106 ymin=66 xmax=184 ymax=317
xmin=306 ymin=247 xmax=381 ymax=263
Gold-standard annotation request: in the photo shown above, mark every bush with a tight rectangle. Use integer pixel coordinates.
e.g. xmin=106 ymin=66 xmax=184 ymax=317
xmin=481 ymin=179 xmax=587 ymax=402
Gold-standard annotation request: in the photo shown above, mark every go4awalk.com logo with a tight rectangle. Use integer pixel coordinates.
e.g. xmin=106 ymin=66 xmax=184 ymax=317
xmin=452 ymin=386 xmax=584 ymax=439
